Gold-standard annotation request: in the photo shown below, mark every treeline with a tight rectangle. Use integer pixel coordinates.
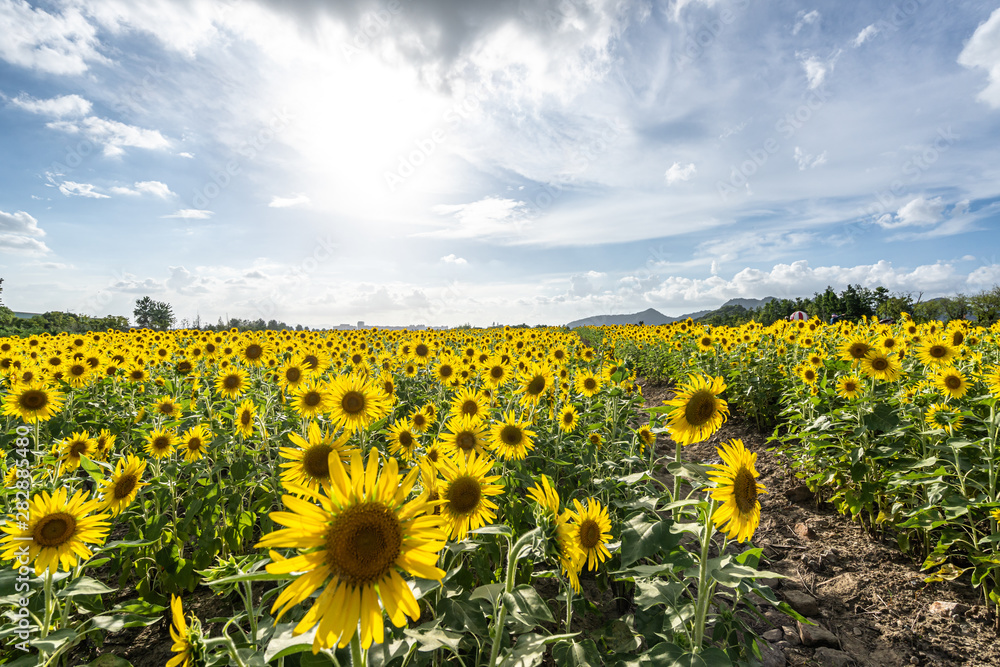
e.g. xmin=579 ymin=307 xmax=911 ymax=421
xmin=696 ymin=284 xmax=1000 ymax=327
xmin=0 ymin=283 xmax=304 ymax=336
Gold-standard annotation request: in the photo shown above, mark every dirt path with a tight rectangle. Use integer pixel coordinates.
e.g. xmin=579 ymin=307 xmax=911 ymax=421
xmin=640 ymin=379 xmax=1000 ymax=667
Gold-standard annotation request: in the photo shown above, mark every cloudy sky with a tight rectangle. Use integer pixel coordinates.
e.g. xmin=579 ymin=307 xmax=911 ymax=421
xmin=2 ymin=0 xmax=999 ymax=327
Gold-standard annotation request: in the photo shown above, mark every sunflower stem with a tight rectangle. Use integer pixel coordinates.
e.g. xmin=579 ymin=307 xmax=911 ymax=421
xmin=564 ymin=584 xmax=573 ymax=632
xmin=488 ymin=528 xmax=539 ymax=667
xmin=692 ymin=499 xmax=718 ymax=652
xmin=671 ymin=440 xmax=682 ymax=516
xmin=350 ymin=631 xmax=365 ymax=667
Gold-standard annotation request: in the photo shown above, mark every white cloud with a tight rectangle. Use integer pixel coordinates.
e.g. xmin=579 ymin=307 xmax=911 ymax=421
xmin=664 ymin=161 xmax=697 ymax=185
xmin=46 ymin=116 xmax=169 ymax=156
xmin=958 ymin=8 xmax=1000 ymax=108
xmin=0 ymin=1 xmax=105 ymax=74
xmin=10 ymin=93 xmax=91 ymax=117
xmin=799 ymin=54 xmax=834 ymax=89
xmin=793 ymin=10 xmax=820 ymax=35
xmin=57 ymin=180 xmax=109 ymax=198
xmin=441 ymin=254 xmax=467 ymax=265
xmin=163 ymin=209 xmax=213 ymax=219
xmin=0 ymin=209 xmax=45 ymax=236
xmin=426 ymin=197 xmax=530 ymax=240
xmin=877 ymin=196 xmax=946 ymax=229
xmin=853 ymin=24 xmax=880 ymax=47
xmin=177 ymin=152 xmax=195 ymax=159
xmin=268 ymin=193 xmax=310 ymax=208
xmin=110 ymin=180 xmax=174 ymax=198
xmin=793 ymin=146 xmax=828 ymax=170
xmin=642 ymin=259 xmax=967 ymax=308
xmin=0 ymin=209 xmax=49 ymax=254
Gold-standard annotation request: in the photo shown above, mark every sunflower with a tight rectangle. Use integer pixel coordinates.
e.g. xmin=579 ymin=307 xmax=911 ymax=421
xmin=934 ymin=367 xmax=969 ymax=400
xmin=796 ymin=364 xmax=818 ymax=385
xmin=58 ymin=431 xmax=96 ymax=472
xmin=64 ymin=361 xmax=92 ymax=388
xmin=279 ymin=422 xmax=357 ymax=494
xmin=587 ymin=431 xmax=603 ymax=449
xmin=278 ymin=357 xmax=312 ymax=392
xmin=2 ymin=382 xmax=66 ymax=423
xmin=256 ymin=451 xmax=447 ymax=651
xmin=234 ymin=399 xmax=257 ymax=438
xmin=239 ymin=337 xmax=273 ymax=367
xmin=168 ymin=595 xmax=204 ymax=667
xmin=98 ymin=454 xmax=148 ymax=516
xmin=984 ymin=365 xmax=1000 ymax=397
xmin=214 ymin=367 xmax=249 ymax=400
xmin=663 ymin=374 xmax=729 ymax=446
xmin=480 ymin=355 xmax=510 ymax=387
xmin=916 ymin=338 xmax=957 ymax=367
xmin=0 ymin=487 xmax=110 ymax=575
xmin=568 ymin=498 xmax=612 ymax=571
xmin=93 ymin=429 xmax=117 ymax=461
xmin=636 ymin=425 xmax=656 ymax=452
xmin=145 ymin=427 xmax=177 ymax=459
xmin=449 ymin=388 xmax=488 ymax=421
xmin=557 ymin=404 xmax=578 ymax=433
xmin=707 ymin=439 xmax=766 ymax=543
xmin=489 ymin=412 xmax=536 ymax=461
xmin=291 ymin=382 xmax=331 ymax=420
xmin=925 ymin=403 xmax=964 ymax=434
xmin=839 ymin=338 xmax=872 ymax=364
xmin=526 ymin=475 xmax=583 ymax=591
xmin=180 ymin=425 xmax=212 ymax=462
xmin=154 ymin=396 xmax=183 ymax=420
xmin=328 ymin=373 xmax=388 ymax=434
xmin=438 ymin=451 xmax=504 ymax=540
xmin=835 ymin=375 xmax=863 ymax=400
xmin=518 ymin=364 xmax=553 ymax=404
xmin=860 ymin=350 xmax=902 ymax=382
xmin=387 ymin=417 xmax=420 ymax=462
xmin=439 ymin=415 xmax=489 ymax=459
xmin=574 ymin=372 xmax=602 ymax=398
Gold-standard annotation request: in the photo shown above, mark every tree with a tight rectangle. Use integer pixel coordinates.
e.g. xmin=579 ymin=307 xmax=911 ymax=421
xmin=133 ymin=296 xmax=175 ymax=330
xmin=969 ymin=285 xmax=1000 ymax=324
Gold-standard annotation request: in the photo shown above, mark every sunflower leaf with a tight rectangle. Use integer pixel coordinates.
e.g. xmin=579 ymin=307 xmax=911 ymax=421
xmin=57 ymin=576 xmax=115 ymax=598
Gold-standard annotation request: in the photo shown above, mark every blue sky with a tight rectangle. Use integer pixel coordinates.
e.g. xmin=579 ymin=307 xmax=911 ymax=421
xmin=1 ymin=0 xmax=999 ymax=327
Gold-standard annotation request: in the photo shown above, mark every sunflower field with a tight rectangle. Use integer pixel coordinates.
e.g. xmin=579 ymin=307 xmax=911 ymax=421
xmin=1 ymin=326 xmax=785 ymax=667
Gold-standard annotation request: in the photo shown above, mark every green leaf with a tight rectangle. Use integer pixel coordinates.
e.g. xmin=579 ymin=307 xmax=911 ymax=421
xmin=621 ymin=514 xmax=678 ymax=567
xmin=264 ymin=623 xmax=317 ymax=662
xmin=58 ymin=576 xmax=116 ymax=598
xmin=403 ymin=625 xmax=464 ymax=652
xmin=206 ymin=570 xmax=289 ymax=587
xmin=498 ymin=632 xmax=578 ymax=667
xmin=552 ymin=638 xmax=604 ymax=667
xmin=31 ymin=628 xmax=79 ymax=653
xmin=504 ymin=585 xmax=555 ymax=628
xmin=470 ymin=583 xmax=506 ymax=605
xmin=634 ymin=579 xmax=685 ymax=610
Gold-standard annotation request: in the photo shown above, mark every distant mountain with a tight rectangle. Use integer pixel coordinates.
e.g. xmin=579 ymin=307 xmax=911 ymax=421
xmin=567 ymin=308 xmax=675 ymax=328
xmin=567 ymin=297 xmax=777 ymax=328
